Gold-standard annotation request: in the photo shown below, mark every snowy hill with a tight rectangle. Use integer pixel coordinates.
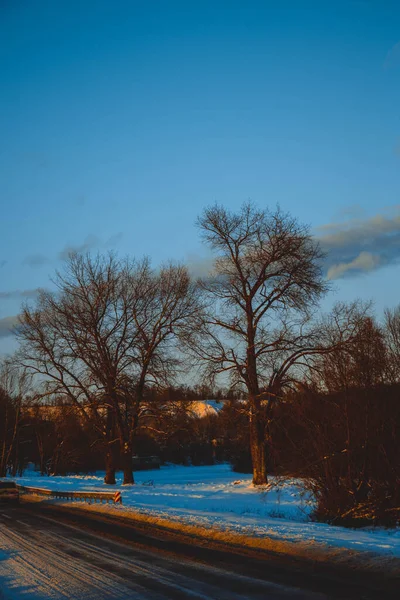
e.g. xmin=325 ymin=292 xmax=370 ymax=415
xmin=187 ymin=399 xmax=225 ymax=418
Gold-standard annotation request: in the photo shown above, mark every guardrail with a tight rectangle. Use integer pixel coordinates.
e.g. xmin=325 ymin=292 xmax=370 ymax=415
xmin=16 ymin=484 xmax=122 ymax=505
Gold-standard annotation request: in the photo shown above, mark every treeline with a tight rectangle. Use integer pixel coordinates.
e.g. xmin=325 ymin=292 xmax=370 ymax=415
xmin=0 ymin=380 xmax=242 ymax=478
xmin=1 ymin=371 xmax=399 ymax=527
xmin=1 ymin=202 xmax=399 ymax=526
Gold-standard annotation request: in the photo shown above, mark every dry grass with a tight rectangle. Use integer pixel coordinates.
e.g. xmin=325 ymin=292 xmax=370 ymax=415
xmin=21 ymin=494 xmax=400 ymax=576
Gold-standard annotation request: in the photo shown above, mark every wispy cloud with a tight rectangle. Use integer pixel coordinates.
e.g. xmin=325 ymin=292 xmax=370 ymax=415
xmin=0 ymin=289 xmax=41 ymax=300
xmin=0 ymin=315 xmax=19 ymax=339
xmin=22 ymin=253 xmax=50 ymax=268
xmin=186 ymin=253 xmax=215 ymax=279
xmin=317 ymin=207 xmax=400 ymax=280
xmin=58 ymin=234 xmax=101 ymax=260
xmin=58 ymin=232 xmax=123 ymax=260
xmin=326 ymin=251 xmax=381 ymax=280
xmin=105 ymin=232 xmax=124 ymax=247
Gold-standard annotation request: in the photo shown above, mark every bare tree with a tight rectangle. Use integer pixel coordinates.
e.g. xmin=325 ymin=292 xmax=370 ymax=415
xmin=17 ymin=253 xmax=134 ymax=483
xmin=384 ymin=305 xmax=400 ymax=383
xmin=16 ymin=253 xmax=202 ymax=484
xmin=124 ymin=260 xmax=203 ymax=476
xmin=318 ymin=314 xmax=387 ymax=392
xmin=0 ymin=360 xmax=31 ymax=477
xmin=195 ymin=202 xmax=359 ymax=485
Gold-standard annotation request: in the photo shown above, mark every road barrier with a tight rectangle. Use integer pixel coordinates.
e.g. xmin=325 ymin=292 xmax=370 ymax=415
xmin=16 ymin=484 xmax=122 ymax=505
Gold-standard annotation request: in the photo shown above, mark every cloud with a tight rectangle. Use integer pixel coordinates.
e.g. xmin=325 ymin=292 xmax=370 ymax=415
xmin=0 ymin=316 xmax=19 ymax=339
xmin=22 ymin=253 xmax=50 ymax=267
xmin=334 ymin=204 xmax=366 ymax=220
xmin=317 ymin=207 xmax=400 ymax=280
xmin=58 ymin=234 xmax=101 ymax=260
xmin=327 ymin=252 xmax=381 ymax=280
xmin=186 ymin=253 xmax=215 ymax=279
xmin=58 ymin=233 xmax=123 ymax=260
xmin=105 ymin=232 xmax=123 ymax=247
xmin=0 ymin=289 xmax=40 ymax=300
xmin=186 ymin=209 xmax=400 ymax=283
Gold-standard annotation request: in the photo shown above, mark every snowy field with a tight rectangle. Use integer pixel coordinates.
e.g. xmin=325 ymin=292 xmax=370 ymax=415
xmin=16 ymin=463 xmax=400 ymax=558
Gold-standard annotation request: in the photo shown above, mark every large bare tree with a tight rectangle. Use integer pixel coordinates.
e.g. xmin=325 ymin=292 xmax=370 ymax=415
xmin=196 ymin=202 xmax=340 ymax=485
xmin=16 ymin=253 xmax=201 ymax=484
xmin=17 ymin=253 xmax=134 ymax=483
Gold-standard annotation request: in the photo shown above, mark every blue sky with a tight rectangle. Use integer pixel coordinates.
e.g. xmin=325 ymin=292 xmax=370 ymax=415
xmin=1 ymin=0 xmax=400 ymax=353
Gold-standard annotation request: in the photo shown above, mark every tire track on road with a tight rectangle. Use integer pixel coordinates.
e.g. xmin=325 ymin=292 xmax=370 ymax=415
xmin=0 ymin=509 xmax=323 ymax=599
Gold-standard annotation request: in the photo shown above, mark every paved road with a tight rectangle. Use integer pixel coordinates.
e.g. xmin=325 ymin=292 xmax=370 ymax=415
xmin=0 ymin=503 xmax=397 ymax=599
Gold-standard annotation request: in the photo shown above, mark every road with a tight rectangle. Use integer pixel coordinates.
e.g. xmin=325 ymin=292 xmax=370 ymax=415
xmin=0 ymin=503 xmax=397 ymax=599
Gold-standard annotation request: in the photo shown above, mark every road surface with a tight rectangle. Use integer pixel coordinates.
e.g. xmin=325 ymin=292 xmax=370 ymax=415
xmin=0 ymin=502 xmax=397 ymax=599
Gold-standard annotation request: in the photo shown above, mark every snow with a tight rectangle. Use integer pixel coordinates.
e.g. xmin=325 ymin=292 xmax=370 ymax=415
xmin=14 ymin=463 xmax=400 ymax=559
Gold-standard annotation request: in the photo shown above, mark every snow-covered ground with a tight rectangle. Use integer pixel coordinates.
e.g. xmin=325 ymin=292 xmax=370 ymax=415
xmin=15 ymin=463 xmax=400 ymax=558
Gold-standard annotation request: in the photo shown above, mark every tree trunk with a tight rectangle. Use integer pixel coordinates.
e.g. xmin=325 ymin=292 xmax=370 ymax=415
xmin=246 ymin=318 xmax=268 ymax=485
xmin=11 ymin=431 xmax=19 ymax=477
xmin=0 ymin=439 xmax=6 ymax=478
xmin=50 ymin=446 xmax=60 ymax=476
xmin=104 ymin=405 xmax=117 ymax=485
xmin=104 ymin=444 xmax=117 ymax=485
xmin=120 ymin=385 xmax=142 ymax=486
xmin=36 ymin=433 xmax=46 ymax=476
xmin=121 ymin=440 xmax=134 ymax=485
xmin=249 ymin=399 xmax=268 ymax=485
xmin=0 ymin=405 xmax=8 ymax=477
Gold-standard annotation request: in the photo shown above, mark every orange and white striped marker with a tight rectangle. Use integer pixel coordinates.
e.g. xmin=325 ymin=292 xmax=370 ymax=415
xmin=114 ymin=491 xmax=122 ymax=504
